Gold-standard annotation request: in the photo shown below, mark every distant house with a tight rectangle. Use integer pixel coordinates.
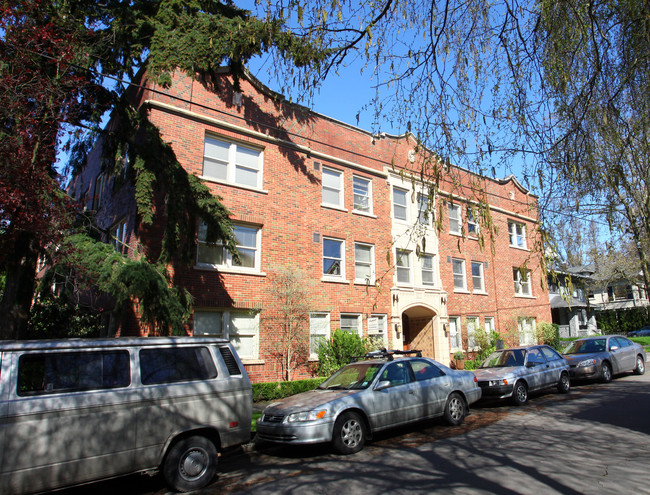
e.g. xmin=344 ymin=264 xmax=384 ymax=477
xmin=548 ymin=266 xmax=598 ymax=338
xmin=588 ymin=278 xmax=649 ymax=311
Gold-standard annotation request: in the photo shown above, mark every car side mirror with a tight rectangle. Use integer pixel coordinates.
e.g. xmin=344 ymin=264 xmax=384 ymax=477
xmin=609 ymin=345 xmax=619 ymax=351
xmin=375 ymin=380 xmax=391 ymax=391
xmin=525 ymin=362 xmax=536 ymax=368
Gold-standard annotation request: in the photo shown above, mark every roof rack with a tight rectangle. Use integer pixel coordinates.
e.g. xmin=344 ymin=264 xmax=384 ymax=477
xmin=351 ymin=348 xmax=423 ymax=362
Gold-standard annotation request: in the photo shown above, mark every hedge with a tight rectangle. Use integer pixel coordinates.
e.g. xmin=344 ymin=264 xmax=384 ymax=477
xmin=597 ymin=307 xmax=650 ymax=335
xmin=252 ymin=377 xmax=327 ymax=402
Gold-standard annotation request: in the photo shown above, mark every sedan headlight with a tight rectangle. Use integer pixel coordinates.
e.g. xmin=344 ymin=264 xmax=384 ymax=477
xmin=286 ymin=409 xmax=328 ymax=423
xmin=578 ymin=359 xmax=597 ymax=367
xmin=488 ymin=379 xmax=508 ymax=386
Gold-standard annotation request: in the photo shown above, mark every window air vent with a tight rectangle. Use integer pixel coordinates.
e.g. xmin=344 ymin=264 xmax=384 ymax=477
xmin=447 ymin=256 xmax=452 ymax=263
xmin=219 ymin=346 xmax=242 ymax=375
xmin=313 ymin=233 xmax=321 ymax=243
xmin=314 ymin=161 xmax=321 ymax=171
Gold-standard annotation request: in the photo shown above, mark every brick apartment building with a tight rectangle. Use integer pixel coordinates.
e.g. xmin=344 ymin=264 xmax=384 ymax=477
xmin=68 ymin=68 xmax=551 ymax=382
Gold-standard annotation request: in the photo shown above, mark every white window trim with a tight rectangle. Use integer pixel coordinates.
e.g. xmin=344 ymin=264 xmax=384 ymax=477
xmin=449 ymin=203 xmax=462 ymax=235
xmin=352 ymin=175 xmax=373 ymax=215
xmin=340 ymin=313 xmax=362 ymax=337
xmin=467 ymin=208 xmax=480 ymax=236
xmin=322 ymin=166 xmax=345 ymax=209
xmin=322 ymin=237 xmax=346 ymax=281
xmin=421 ymin=253 xmax=436 ymax=287
xmin=392 ymin=186 xmax=409 ymax=222
xmin=193 ymin=309 xmax=260 ymax=360
xmin=508 ymin=220 xmax=527 ymax=249
xmin=202 ymin=135 xmax=264 ymax=190
xmin=518 ymin=317 xmax=537 ymax=346
xmin=417 ymin=193 xmax=431 ymax=226
xmin=354 ymin=242 xmax=375 ymax=285
xmin=513 ymin=267 xmax=532 ymax=297
xmin=196 ymin=222 xmax=262 ymax=274
xmin=449 ymin=316 xmax=462 ymax=351
xmin=396 ymin=249 xmax=412 ymax=285
xmin=484 ymin=317 xmax=495 ymax=334
xmin=110 ymin=219 xmax=128 ymax=254
xmin=452 ymin=258 xmax=467 ymax=292
xmin=466 ymin=317 xmax=479 ymax=351
xmin=471 ymin=261 xmax=486 ymax=293
xmin=368 ymin=314 xmax=388 ymax=348
xmin=309 ymin=312 xmax=331 ymax=359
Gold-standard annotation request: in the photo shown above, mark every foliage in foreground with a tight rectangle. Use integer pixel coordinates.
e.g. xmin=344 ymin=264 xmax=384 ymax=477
xmin=464 ymin=328 xmax=500 ymax=371
xmin=315 ymin=330 xmax=370 ymax=376
xmin=252 ymin=377 xmax=326 ymax=403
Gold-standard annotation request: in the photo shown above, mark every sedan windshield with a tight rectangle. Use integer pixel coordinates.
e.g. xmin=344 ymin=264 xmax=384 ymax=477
xmin=318 ymin=363 xmax=383 ymax=390
xmin=479 ymin=349 xmax=526 ymax=368
xmin=563 ymin=338 xmax=606 ymax=354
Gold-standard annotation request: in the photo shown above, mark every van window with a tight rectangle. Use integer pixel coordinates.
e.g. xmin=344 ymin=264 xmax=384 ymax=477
xmin=17 ymin=351 xmax=131 ymax=396
xmin=140 ymin=346 xmax=217 ymax=385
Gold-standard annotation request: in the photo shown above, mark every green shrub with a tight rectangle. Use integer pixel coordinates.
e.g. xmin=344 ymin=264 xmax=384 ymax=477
xmin=537 ymin=322 xmax=561 ymax=351
xmin=464 ymin=328 xmax=500 ymax=370
xmin=27 ymin=297 xmax=102 ymax=339
xmin=315 ymin=329 xmax=369 ymax=376
xmin=252 ymin=377 xmax=326 ymax=402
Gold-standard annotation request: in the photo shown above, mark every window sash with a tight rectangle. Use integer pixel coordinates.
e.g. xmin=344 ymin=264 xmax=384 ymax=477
xmin=467 ymin=317 xmax=478 ymax=348
xmin=203 ymin=136 xmax=261 ymax=188
xmin=322 ymin=167 xmax=343 ymax=206
xmin=193 ymin=310 xmax=258 ymax=359
xmin=353 ymin=176 xmax=372 ymax=213
xmin=354 ymin=243 xmax=374 ymax=284
xmin=449 ymin=317 xmax=462 ymax=349
xmin=197 ymin=223 xmax=259 ymax=270
xmin=452 ymin=259 xmax=466 ymax=290
xmin=417 ymin=194 xmax=430 ymax=225
xmin=449 ymin=204 xmax=461 ymax=234
xmin=471 ymin=261 xmax=484 ymax=292
xmin=421 ymin=254 xmax=435 ymax=285
xmin=396 ymin=249 xmax=411 ymax=284
xmin=513 ymin=268 xmax=531 ymax=295
xmin=340 ymin=314 xmax=361 ymax=335
xmin=310 ymin=313 xmax=331 ymax=357
xmin=393 ymin=187 xmax=408 ymax=221
xmin=323 ymin=238 xmax=344 ymax=277
xmin=509 ymin=221 xmax=526 ymax=248
xmin=467 ymin=209 xmax=479 ymax=235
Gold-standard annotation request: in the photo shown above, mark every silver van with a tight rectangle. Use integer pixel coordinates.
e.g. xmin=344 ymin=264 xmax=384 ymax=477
xmin=0 ymin=337 xmax=252 ymax=494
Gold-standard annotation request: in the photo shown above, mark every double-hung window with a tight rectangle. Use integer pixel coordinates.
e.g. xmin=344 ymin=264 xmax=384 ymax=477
xmin=513 ymin=267 xmax=532 ymax=296
xmin=197 ymin=222 xmax=260 ymax=271
xmin=467 ymin=317 xmax=479 ymax=349
xmin=518 ymin=317 xmax=536 ymax=345
xmin=467 ymin=208 xmax=479 ymax=236
xmin=193 ymin=310 xmax=259 ymax=359
xmin=110 ymin=219 xmax=128 ymax=254
xmin=449 ymin=317 xmax=462 ymax=350
xmin=353 ymin=176 xmax=372 ymax=213
xmin=421 ymin=254 xmax=436 ymax=286
xmin=393 ymin=187 xmax=408 ymax=221
xmin=417 ymin=194 xmax=430 ymax=225
xmin=354 ymin=242 xmax=375 ymax=284
xmin=368 ymin=314 xmax=387 ymax=348
xmin=508 ymin=220 xmax=527 ymax=248
xmin=340 ymin=314 xmax=362 ymax=336
xmin=323 ymin=237 xmax=345 ymax=279
xmin=471 ymin=261 xmax=485 ymax=292
xmin=449 ymin=204 xmax=462 ymax=234
xmin=322 ymin=166 xmax=344 ymax=208
xmin=309 ymin=313 xmax=331 ymax=358
xmin=203 ymin=135 xmax=262 ymax=188
xmin=396 ymin=249 xmax=412 ymax=284
xmin=484 ymin=317 xmax=495 ymax=334
xmin=452 ymin=258 xmax=467 ymax=291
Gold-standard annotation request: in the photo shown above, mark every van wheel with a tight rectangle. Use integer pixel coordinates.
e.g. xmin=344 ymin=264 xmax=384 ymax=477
xmin=163 ymin=435 xmax=218 ymax=492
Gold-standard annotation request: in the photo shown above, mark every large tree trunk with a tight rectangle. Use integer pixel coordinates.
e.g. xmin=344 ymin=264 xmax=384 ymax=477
xmin=0 ymin=232 xmax=39 ymax=340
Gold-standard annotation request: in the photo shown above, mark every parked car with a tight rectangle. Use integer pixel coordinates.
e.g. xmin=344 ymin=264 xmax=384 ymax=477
xmin=0 ymin=337 xmax=252 ymax=494
xmin=256 ymin=350 xmax=481 ymax=454
xmin=562 ymin=335 xmax=646 ymax=383
xmin=627 ymin=326 xmax=650 ymax=338
xmin=473 ymin=345 xmax=570 ymax=406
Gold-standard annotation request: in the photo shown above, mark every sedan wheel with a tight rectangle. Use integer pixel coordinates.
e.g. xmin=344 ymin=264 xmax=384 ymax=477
xmin=601 ymin=362 xmax=612 ymax=383
xmin=634 ymin=355 xmax=646 ymax=375
xmin=512 ymin=381 xmax=528 ymax=406
xmin=443 ymin=392 xmax=467 ymax=426
xmin=557 ymin=372 xmax=570 ymax=394
xmin=332 ymin=411 xmax=366 ymax=455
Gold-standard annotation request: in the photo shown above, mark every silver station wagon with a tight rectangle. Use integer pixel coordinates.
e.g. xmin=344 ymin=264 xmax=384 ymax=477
xmin=474 ymin=345 xmax=571 ymax=405
xmin=0 ymin=337 xmax=252 ymax=494
xmin=256 ymin=350 xmax=482 ymax=454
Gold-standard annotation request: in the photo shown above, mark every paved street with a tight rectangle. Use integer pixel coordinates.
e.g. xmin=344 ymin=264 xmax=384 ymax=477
xmin=59 ymin=371 xmax=650 ymax=495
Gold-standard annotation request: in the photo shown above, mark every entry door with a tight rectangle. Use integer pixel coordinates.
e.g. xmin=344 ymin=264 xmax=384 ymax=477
xmin=406 ymin=317 xmax=435 ymax=357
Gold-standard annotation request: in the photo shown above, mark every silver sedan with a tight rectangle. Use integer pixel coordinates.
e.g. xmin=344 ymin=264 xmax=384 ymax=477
xmin=256 ymin=351 xmax=481 ymax=454
xmin=562 ymin=335 xmax=646 ymax=383
xmin=473 ymin=345 xmax=571 ymax=406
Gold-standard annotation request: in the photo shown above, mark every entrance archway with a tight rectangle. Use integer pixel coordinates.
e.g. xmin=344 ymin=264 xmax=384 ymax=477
xmin=401 ymin=305 xmax=438 ymax=358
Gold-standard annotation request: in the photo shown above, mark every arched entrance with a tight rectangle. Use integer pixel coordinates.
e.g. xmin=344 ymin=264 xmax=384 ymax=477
xmin=401 ymin=305 xmax=438 ymax=359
